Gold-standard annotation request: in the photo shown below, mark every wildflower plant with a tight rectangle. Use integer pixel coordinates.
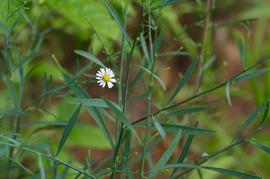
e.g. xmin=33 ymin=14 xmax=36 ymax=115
xmin=0 ymin=0 xmax=270 ymax=179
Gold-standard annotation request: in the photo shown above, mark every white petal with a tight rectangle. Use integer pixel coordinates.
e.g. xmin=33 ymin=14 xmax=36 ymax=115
xmin=97 ymin=80 xmax=104 ymax=83
xmin=106 ymin=68 xmax=111 ymax=74
xmin=102 ymin=82 xmax=106 ymax=88
xmin=100 ymin=68 xmax=105 ymax=74
xmin=107 ymin=82 xmax=113 ymax=88
xmin=98 ymin=81 xmax=104 ymax=86
xmin=96 ymin=76 xmax=102 ymax=80
xmin=109 ymin=72 xmax=115 ymax=78
xmin=96 ymin=72 xmax=103 ymax=77
xmin=110 ymin=78 xmax=116 ymax=83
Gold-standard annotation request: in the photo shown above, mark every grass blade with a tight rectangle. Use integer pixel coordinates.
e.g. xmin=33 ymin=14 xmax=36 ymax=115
xmin=56 ymin=104 xmax=82 ymax=156
xmin=167 ymin=57 xmax=199 ymax=104
xmin=148 ymin=130 xmax=182 ymax=178
xmin=74 ymin=50 xmax=105 ymax=68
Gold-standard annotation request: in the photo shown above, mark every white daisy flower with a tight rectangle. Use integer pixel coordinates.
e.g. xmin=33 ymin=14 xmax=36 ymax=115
xmin=96 ymin=67 xmax=117 ymax=88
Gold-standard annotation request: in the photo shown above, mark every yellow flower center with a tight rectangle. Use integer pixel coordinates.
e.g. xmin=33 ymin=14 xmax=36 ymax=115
xmin=102 ymin=74 xmax=110 ymax=82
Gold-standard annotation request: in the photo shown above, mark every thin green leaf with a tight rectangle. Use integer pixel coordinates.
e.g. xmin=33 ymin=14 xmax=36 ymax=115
xmin=38 ymin=154 xmax=46 ymax=179
xmin=148 ymin=130 xmax=182 ymax=178
xmin=140 ymin=33 xmax=150 ymax=62
xmin=236 ymin=36 xmax=246 ymax=67
xmin=259 ymin=100 xmax=269 ymax=127
xmin=250 ymin=141 xmax=270 ymax=154
xmin=226 ymin=81 xmax=232 ymax=106
xmin=234 ymin=68 xmax=269 ymax=83
xmin=152 ymin=117 xmax=166 ymax=139
xmin=202 ymin=166 xmax=261 ymax=179
xmin=73 ymin=98 xmax=109 ymax=108
xmin=165 ymin=164 xmax=261 ymax=179
xmin=232 ymin=100 xmax=268 ymax=142
xmin=102 ymin=0 xmax=130 ymax=43
xmin=74 ymin=50 xmax=105 ymax=67
xmin=56 ymin=104 xmax=82 ymax=156
xmin=166 ymin=106 xmax=212 ymax=117
xmin=167 ymin=57 xmax=199 ymax=104
xmin=136 ymin=123 xmax=215 ymax=135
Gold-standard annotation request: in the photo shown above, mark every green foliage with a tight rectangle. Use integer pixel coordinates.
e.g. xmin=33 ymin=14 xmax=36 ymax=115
xmin=1 ymin=0 xmax=270 ymax=178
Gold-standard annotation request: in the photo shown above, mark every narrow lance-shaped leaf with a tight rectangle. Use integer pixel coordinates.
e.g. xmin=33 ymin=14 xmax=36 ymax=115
xmin=152 ymin=116 xmax=166 ymax=139
xmin=148 ymin=130 xmax=182 ymax=178
xmin=74 ymin=50 xmax=105 ymax=68
xmin=234 ymin=68 xmax=269 ymax=83
xmin=259 ymin=100 xmax=269 ymax=127
xmin=102 ymin=0 xmax=130 ymax=44
xmin=135 ymin=123 xmax=215 ymax=136
xmin=167 ymin=57 xmax=199 ymax=104
xmin=232 ymin=100 xmax=268 ymax=142
xmin=165 ymin=163 xmax=261 ymax=179
xmin=249 ymin=141 xmax=270 ymax=154
xmin=56 ymin=104 xmax=82 ymax=156
xmin=140 ymin=33 xmax=150 ymax=62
